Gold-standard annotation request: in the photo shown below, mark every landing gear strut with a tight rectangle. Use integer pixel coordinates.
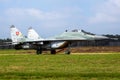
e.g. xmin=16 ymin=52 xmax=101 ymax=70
xmin=65 ymin=48 xmax=71 ymax=54
xmin=36 ymin=46 xmax=42 ymax=55
xmin=65 ymin=43 xmax=71 ymax=54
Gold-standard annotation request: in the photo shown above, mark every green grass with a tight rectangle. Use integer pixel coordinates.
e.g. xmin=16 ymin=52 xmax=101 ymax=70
xmin=0 ymin=50 xmax=120 ymax=80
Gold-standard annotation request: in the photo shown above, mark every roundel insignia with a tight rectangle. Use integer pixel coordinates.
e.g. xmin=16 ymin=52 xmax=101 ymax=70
xmin=16 ymin=31 xmax=19 ymax=36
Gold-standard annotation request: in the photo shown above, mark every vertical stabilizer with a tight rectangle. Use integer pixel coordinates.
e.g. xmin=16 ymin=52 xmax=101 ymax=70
xmin=28 ymin=27 xmax=44 ymax=41
xmin=10 ymin=25 xmax=25 ymax=44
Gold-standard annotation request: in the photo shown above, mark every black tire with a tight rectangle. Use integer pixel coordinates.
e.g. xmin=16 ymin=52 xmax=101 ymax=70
xmin=65 ymin=50 xmax=71 ymax=55
xmin=51 ymin=49 xmax=56 ymax=54
xmin=36 ymin=48 xmax=42 ymax=55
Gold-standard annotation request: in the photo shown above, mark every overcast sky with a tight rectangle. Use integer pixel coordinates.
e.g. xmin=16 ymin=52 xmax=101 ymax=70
xmin=0 ymin=0 xmax=120 ymax=38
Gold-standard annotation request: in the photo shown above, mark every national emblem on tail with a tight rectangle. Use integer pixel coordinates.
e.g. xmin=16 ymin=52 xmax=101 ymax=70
xmin=10 ymin=25 xmax=25 ymax=44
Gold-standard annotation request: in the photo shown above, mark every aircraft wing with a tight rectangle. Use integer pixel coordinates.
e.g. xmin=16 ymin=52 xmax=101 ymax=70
xmin=21 ymin=37 xmax=97 ymax=44
xmin=21 ymin=31 xmax=109 ymax=43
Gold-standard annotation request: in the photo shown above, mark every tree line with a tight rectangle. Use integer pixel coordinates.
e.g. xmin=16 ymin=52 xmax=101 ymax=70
xmin=0 ymin=38 xmax=12 ymax=45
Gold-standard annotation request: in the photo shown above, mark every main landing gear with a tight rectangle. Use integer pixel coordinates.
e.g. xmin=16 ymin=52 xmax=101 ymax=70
xmin=36 ymin=44 xmax=71 ymax=55
xmin=65 ymin=43 xmax=71 ymax=55
xmin=65 ymin=48 xmax=71 ymax=54
xmin=36 ymin=47 xmax=57 ymax=55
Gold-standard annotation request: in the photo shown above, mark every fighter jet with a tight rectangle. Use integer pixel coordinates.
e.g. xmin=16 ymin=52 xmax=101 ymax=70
xmin=10 ymin=25 xmax=108 ymax=54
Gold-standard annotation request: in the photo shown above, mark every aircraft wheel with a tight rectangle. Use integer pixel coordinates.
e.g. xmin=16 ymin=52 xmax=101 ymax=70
xmin=51 ymin=49 xmax=56 ymax=54
xmin=65 ymin=50 xmax=71 ymax=55
xmin=36 ymin=48 xmax=42 ymax=55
